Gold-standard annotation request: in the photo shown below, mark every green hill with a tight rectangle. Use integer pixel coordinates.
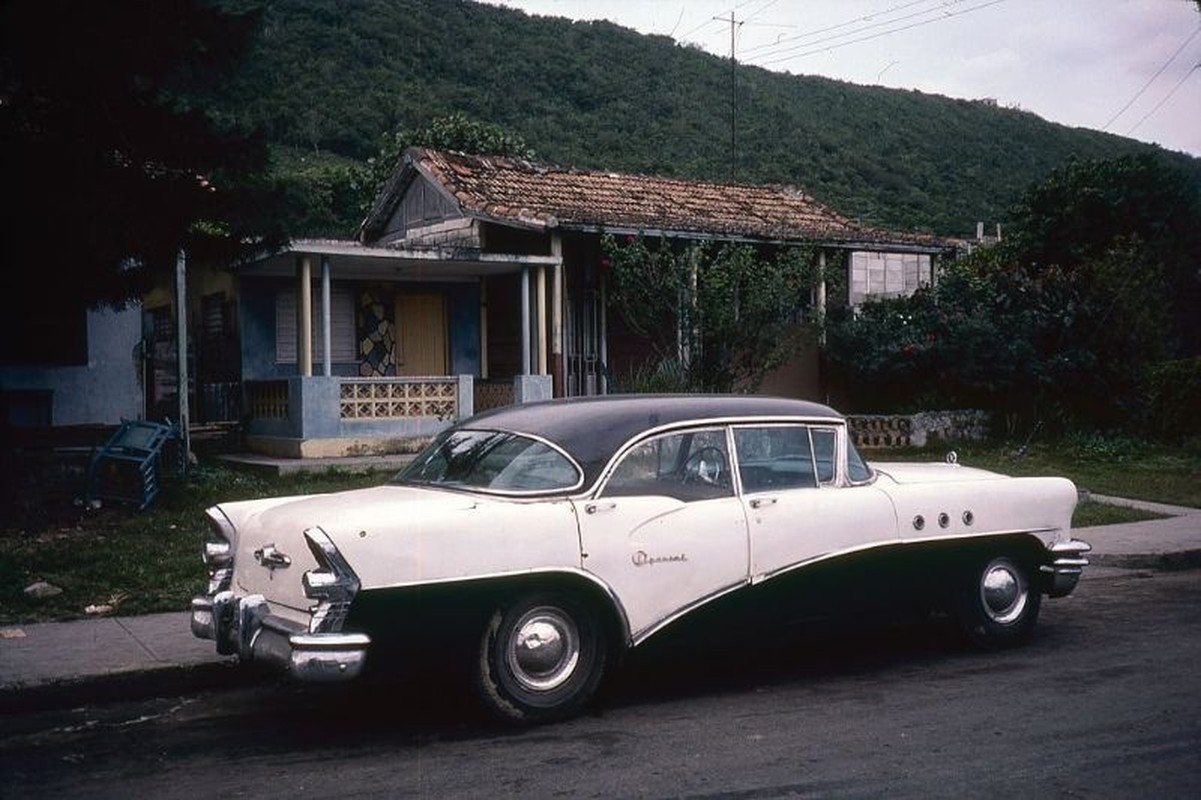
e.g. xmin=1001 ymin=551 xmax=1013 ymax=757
xmin=210 ymin=0 xmax=1201 ymax=237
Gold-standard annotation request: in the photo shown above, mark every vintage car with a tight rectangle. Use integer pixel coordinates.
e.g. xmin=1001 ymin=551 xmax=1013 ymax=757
xmin=191 ymin=395 xmax=1090 ymax=722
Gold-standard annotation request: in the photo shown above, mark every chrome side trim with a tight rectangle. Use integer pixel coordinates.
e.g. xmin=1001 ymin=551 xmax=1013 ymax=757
xmin=629 ymin=580 xmax=750 ymax=646
xmin=753 ymin=527 xmax=1057 ymax=588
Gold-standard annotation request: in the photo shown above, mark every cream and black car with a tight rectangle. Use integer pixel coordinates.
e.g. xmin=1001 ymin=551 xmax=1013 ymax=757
xmin=192 ymin=395 xmax=1090 ymax=722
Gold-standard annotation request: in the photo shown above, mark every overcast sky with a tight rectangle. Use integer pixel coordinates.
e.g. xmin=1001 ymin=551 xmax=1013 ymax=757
xmin=487 ymin=0 xmax=1201 ymax=157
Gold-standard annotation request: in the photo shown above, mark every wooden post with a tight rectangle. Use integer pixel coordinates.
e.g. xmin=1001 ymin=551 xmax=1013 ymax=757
xmin=175 ymin=249 xmax=190 ymax=469
xmin=297 ymin=255 xmax=313 ymax=377
xmin=320 ymin=256 xmax=332 ymax=377
xmin=536 ymin=264 xmax=547 ymax=375
xmin=520 ymin=266 xmax=531 ymax=375
xmin=551 ymin=235 xmax=564 ymax=397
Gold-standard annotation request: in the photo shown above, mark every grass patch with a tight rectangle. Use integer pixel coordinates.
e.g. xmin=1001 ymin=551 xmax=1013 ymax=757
xmin=1071 ymin=500 xmax=1166 ymax=528
xmin=0 ymin=462 xmax=393 ymax=625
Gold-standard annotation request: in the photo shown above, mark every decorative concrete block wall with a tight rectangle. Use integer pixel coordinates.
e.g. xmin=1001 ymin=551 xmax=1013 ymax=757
xmin=848 ymin=410 xmax=989 ymax=449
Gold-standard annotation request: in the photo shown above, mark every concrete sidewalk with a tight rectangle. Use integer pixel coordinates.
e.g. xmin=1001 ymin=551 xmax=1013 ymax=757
xmin=3 ymin=496 xmax=1198 ymax=713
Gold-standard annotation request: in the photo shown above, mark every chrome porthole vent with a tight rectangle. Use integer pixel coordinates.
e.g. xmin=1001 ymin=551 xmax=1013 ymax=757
xmin=938 ymin=512 xmax=951 ymax=528
xmin=963 ymin=510 xmax=975 ymax=526
xmin=913 ymin=515 xmax=926 ymax=531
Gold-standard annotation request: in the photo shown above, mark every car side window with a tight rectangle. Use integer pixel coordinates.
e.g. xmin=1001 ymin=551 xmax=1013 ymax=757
xmin=603 ymin=428 xmax=733 ymax=502
xmin=811 ymin=427 xmax=837 ymax=485
xmin=846 ymin=439 xmax=874 ymax=483
xmin=734 ymin=425 xmax=818 ymax=492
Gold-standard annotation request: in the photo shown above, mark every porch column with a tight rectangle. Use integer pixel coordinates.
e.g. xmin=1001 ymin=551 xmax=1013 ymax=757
xmin=320 ymin=255 xmax=332 ymax=377
xmin=175 ymin=249 xmax=191 ymax=466
xmin=551 ymin=234 xmax=564 ymax=397
xmin=296 ymin=255 xmax=313 ymax=377
xmin=536 ymin=264 xmax=548 ymax=375
xmin=520 ymin=266 xmax=531 ymax=374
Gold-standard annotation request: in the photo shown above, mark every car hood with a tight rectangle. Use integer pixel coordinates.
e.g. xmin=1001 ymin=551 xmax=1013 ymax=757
xmin=871 ymin=462 xmax=1006 ymax=484
xmin=218 ymin=485 xmax=581 ymax=612
xmin=220 ymin=485 xmax=476 ymax=611
xmin=870 ymin=462 xmax=1077 ymax=542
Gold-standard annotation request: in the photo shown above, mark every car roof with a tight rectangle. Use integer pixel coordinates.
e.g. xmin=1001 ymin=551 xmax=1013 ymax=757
xmin=460 ymin=394 xmax=843 ymax=488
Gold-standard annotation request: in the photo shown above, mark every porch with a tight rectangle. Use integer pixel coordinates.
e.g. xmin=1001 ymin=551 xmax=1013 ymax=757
xmin=230 ymin=240 xmax=562 ymax=457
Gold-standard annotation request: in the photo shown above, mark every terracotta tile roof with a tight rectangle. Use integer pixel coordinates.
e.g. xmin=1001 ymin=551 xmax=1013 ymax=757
xmin=404 ymin=147 xmax=946 ymax=250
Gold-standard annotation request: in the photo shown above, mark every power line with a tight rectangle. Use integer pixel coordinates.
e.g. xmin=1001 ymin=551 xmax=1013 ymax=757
xmin=1125 ymin=58 xmax=1200 ymax=135
xmin=676 ymin=0 xmax=760 ymax=44
xmin=750 ymin=0 xmax=1007 ymax=68
xmin=1102 ymin=24 xmax=1201 ymax=131
xmin=714 ymin=11 xmax=746 ymax=182
xmin=740 ymin=0 xmax=949 ymax=57
xmin=741 ymin=0 xmax=782 ymax=26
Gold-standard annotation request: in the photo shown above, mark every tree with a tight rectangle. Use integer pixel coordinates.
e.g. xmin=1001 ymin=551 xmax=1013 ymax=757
xmin=357 ymin=113 xmax=535 ymax=220
xmin=0 ymin=0 xmax=280 ymax=315
xmin=825 ymin=154 xmax=1195 ymax=432
xmin=603 ymin=236 xmax=825 ymax=393
xmin=1003 ymin=154 xmax=1201 ymax=358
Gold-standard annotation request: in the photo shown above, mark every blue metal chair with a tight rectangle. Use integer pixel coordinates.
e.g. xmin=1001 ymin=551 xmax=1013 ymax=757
xmin=86 ymin=419 xmax=180 ymax=510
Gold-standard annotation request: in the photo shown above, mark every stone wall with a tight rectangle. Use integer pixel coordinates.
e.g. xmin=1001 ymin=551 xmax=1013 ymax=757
xmin=848 ymin=410 xmax=989 ymax=449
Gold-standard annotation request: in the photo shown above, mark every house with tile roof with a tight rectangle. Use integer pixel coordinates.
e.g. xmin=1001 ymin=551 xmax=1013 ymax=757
xmin=156 ymin=147 xmax=956 ymax=457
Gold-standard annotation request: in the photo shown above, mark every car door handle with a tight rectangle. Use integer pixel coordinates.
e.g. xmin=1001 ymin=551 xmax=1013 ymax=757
xmin=585 ymin=501 xmax=617 ymax=515
xmin=749 ymin=497 xmax=778 ymax=509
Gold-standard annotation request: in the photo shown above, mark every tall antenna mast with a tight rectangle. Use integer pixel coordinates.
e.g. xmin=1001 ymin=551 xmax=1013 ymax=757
xmin=714 ymin=11 xmax=744 ymax=182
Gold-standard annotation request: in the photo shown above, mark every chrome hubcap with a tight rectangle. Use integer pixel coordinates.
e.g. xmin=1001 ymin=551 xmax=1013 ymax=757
xmin=507 ymin=607 xmax=580 ymax=692
xmin=980 ymin=559 xmax=1028 ymax=625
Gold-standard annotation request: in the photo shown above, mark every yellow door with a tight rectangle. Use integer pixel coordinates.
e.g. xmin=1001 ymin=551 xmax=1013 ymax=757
xmin=395 ymin=293 xmax=448 ymax=376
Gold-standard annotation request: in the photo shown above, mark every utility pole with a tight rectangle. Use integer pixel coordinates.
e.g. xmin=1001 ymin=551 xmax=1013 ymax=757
xmin=714 ymin=11 xmax=743 ymax=182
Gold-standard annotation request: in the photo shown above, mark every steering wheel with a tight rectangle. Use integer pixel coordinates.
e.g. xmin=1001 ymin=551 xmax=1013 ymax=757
xmin=682 ymin=446 xmax=728 ymax=486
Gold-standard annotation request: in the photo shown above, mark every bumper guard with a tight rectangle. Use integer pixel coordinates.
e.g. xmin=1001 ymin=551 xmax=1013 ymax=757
xmin=1040 ymin=538 xmax=1091 ymax=598
xmin=191 ymin=592 xmax=369 ymax=681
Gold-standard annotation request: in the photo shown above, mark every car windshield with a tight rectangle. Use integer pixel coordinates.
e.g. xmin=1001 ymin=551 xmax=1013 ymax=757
xmin=392 ymin=429 xmax=581 ymax=494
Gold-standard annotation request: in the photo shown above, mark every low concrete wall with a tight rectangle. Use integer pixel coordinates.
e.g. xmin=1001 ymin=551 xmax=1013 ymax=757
xmin=244 ymin=375 xmax=473 ymax=457
xmin=848 ymin=410 xmax=989 ymax=449
xmin=242 ymin=373 xmax=555 ymax=458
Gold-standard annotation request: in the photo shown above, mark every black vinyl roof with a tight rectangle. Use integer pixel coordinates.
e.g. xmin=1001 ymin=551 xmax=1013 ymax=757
xmin=461 ymin=394 xmax=843 ymax=489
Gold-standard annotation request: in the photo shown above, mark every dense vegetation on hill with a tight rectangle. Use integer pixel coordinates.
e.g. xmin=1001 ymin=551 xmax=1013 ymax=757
xmin=208 ymin=0 xmax=1200 ymax=238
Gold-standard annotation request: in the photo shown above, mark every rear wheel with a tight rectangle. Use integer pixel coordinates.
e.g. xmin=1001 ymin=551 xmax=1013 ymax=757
xmin=474 ymin=592 xmax=608 ymax=723
xmin=956 ymin=555 xmax=1041 ymax=648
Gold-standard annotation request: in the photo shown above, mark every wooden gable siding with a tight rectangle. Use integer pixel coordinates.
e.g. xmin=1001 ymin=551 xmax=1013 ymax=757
xmin=383 ymin=173 xmax=480 ymax=248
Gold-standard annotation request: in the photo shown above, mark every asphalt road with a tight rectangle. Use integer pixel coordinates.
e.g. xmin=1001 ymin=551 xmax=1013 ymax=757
xmin=3 ymin=568 xmax=1199 ymax=799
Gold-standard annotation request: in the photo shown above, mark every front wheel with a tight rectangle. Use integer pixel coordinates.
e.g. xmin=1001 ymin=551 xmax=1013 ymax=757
xmin=474 ymin=592 xmax=608 ymax=723
xmin=956 ymin=555 xmax=1042 ymax=648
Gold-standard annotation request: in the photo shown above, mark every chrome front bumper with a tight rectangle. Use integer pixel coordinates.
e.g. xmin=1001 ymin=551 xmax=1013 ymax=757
xmin=191 ymin=591 xmax=370 ymax=681
xmin=1041 ymin=538 xmax=1092 ymax=598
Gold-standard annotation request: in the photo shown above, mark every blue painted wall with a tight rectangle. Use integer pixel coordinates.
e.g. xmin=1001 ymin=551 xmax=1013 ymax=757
xmin=240 ymin=277 xmax=481 ymax=380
